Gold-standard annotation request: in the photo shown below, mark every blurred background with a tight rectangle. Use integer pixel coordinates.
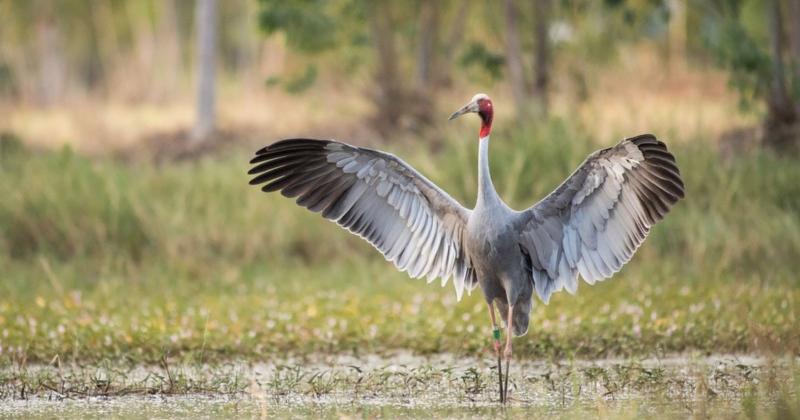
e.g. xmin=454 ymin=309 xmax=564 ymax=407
xmin=0 ymin=0 xmax=798 ymax=364
xmin=2 ymin=0 xmax=799 ymax=153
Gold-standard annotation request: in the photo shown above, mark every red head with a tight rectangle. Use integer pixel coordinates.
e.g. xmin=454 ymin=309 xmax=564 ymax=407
xmin=448 ymin=93 xmax=494 ymax=138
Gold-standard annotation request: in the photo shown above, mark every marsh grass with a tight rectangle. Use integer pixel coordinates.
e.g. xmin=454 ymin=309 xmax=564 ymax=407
xmin=0 ymin=119 xmax=798 ymax=366
xmin=0 ymin=356 xmax=797 ymax=419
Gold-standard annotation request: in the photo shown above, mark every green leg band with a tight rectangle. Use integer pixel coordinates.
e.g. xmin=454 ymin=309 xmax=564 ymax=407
xmin=493 ymin=327 xmax=501 ymax=341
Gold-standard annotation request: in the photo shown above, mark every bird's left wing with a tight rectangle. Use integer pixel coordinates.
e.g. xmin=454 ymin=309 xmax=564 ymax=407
xmin=513 ymin=134 xmax=684 ymax=303
xmin=249 ymin=139 xmax=477 ymax=300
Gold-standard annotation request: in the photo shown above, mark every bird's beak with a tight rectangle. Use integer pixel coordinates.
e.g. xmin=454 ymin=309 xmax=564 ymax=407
xmin=448 ymin=100 xmax=479 ymax=121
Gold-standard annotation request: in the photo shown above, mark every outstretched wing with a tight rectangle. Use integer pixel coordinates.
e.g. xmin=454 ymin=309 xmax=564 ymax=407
xmin=515 ymin=134 xmax=684 ymax=303
xmin=249 ymin=139 xmax=477 ymax=300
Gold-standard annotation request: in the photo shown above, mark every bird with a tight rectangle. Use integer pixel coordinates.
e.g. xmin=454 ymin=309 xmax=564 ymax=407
xmin=248 ymin=93 xmax=685 ymax=403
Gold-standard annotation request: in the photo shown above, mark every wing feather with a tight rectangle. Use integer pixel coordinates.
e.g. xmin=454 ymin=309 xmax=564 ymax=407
xmin=515 ymin=134 xmax=684 ymax=303
xmin=250 ymin=139 xmax=476 ymax=299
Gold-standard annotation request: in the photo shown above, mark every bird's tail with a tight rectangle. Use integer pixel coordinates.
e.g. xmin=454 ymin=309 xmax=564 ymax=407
xmin=496 ymin=299 xmax=531 ymax=337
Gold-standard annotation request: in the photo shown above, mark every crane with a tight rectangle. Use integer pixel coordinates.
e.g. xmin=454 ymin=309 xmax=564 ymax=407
xmin=248 ymin=93 xmax=685 ymax=403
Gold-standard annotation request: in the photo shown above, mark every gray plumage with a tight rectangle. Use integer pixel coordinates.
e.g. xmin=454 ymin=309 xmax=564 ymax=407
xmin=249 ymin=133 xmax=684 ymax=337
xmin=249 ymin=139 xmax=477 ymax=299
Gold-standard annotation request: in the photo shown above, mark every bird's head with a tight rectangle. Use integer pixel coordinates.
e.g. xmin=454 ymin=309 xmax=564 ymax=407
xmin=449 ymin=93 xmax=494 ymax=138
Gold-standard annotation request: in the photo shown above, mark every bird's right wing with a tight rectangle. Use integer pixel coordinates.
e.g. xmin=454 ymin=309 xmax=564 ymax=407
xmin=514 ymin=134 xmax=684 ymax=303
xmin=249 ymin=139 xmax=477 ymax=300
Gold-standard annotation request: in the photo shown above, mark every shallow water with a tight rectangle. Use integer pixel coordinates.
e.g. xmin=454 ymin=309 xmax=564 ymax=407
xmin=0 ymin=353 xmax=796 ymax=419
xmin=0 ymin=395 xmax=753 ymax=419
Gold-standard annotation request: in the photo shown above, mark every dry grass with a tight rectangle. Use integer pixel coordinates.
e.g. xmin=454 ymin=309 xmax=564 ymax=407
xmin=0 ymin=45 xmax=753 ymax=156
xmin=571 ymin=46 xmax=756 ymax=144
xmin=0 ymin=88 xmax=372 ymax=156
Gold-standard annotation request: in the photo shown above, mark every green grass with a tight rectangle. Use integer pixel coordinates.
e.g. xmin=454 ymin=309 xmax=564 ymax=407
xmin=0 ymin=120 xmax=798 ymax=366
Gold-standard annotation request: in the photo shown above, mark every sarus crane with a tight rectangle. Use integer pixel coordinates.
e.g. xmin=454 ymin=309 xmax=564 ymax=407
xmin=248 ymin=93 xmax=685 ymax=403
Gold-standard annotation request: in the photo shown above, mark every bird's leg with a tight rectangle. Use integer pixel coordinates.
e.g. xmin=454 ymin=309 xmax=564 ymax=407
xmin=487 ymin=302 xmax=504 ymax=403
xmin=504 ymin=303 xmax=514 ymax=358
xmin=503 ymin=304 xmax=514 ymax=403
xmin=488 ymin=303 xmax=502 ymax=354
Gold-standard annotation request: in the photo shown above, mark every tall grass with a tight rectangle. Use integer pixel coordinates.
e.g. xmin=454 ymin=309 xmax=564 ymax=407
xmin=0 ymin=122 xmax=797 ymax=363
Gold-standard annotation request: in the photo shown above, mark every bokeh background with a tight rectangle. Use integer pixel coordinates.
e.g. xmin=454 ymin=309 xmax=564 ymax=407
xmin=0 ymin=0 xmax=798 ymax=365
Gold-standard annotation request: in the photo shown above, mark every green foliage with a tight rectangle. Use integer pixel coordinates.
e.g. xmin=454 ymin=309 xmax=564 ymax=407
xmin=258 ymin=0 xmax=341 ymax=53
xmin=699 ymin=1 xmax=773 ymax=111
xmin=0 ymin=131 xmax=24 ymax=156
xmin=458 ymin=42 xmax=505 ymax=83
xmin=556 ymin=0 xmax=671 ymax=64
xmin=267 ymin=64 xmax=319 ymax=94
xmin=0 ymin=61 xmax=15 ymax=98
xmin=257 ymin=0 xmax=369 ymax=93
xmin=284 ymin=65 xmax=318 ymax=94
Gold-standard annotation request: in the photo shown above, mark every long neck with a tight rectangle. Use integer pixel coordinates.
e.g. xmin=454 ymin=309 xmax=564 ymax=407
xmin=477 ymin=135 xmax=500 ymax=208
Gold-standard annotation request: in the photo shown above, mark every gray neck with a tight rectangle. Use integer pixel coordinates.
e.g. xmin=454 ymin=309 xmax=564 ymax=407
xmin=477 ymin=136 xmax=500 ymax=208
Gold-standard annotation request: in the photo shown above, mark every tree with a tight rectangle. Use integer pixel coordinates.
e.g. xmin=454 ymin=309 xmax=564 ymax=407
xmin=366 ymin=1 xmax=406 ymax=135
xmin=258 ymin=0 xmax=443 ymax=136
xmin=791 ymin=0 xmax=800 ymax=71
xmin=701 ymin=0 xmax=800 ymax=151
xmin=765 ymin=0 xmax=798 ymax=149
xmin=155 ymin=0 xmax=181 ymax=101
xmin=35 ymin=1 xmax=65 ymax=106
xmin=439 ymin=1 xmax=470 ymax=88
xmin=531 ymin=0 xmax=551 ymax=116
xmin=503 ymin=0 xmax=552 ymax=119
xmin=192 ymin=0 xmax=217 ymax=144
xmin=415 ymin=1 xmax=439 ymax=91
xmin=503 ymin=0 xmax=530 ymax=118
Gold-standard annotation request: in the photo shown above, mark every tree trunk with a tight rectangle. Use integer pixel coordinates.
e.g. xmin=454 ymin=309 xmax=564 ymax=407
xmin=503 ymin=0 xmax=529 ymax=119
xmin=367 ymin=4 xmax=404 ymax=136
xmin=787 ymin=0 xmax=800 ymax=102
xmin=91 ymin=0 xmax=120 ymax=99
xmin=156 ymin=0 xmax=181 ymax=101
xmin=439 ymin=2 xmax=469 ymax=87
xmin=124 ymin=0 xmax=158 ymax=102
xmin=666 ymin=0 xmax=687 ymax=74
xmin=764 ymin=0 xmax=798 ymax=150
xmin=532 ymin=0 xmax=551 ymax=117
xmin=83 ymin=7 xmax=105 ymax=93
xmin=35 ymin=2 xmax=65 ymax=107
xmin=415 ymin=1 xmax=439 ymax=91
xmin=192 ymin=0 xmax=217 ymax=144
xmin=789 ymin=0 xmax=800 ymax=87
xmin=235 ymin=0 xmax=260 ymax=87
